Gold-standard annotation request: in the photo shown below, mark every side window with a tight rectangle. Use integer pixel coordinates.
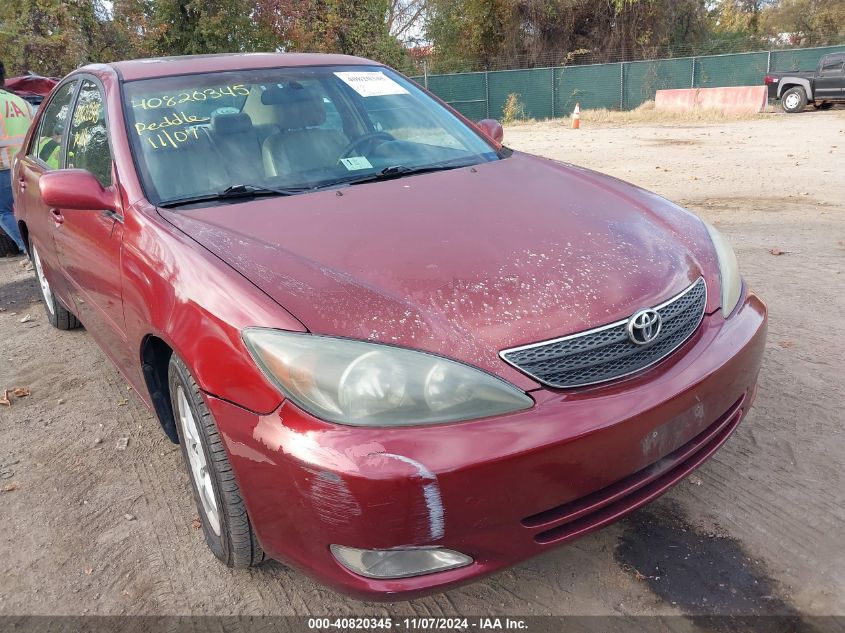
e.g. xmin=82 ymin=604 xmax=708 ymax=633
xmin=821 ymin=56 xmax=844 ymax=72
xmin=28 ymin=81 xmax=76 ymax=169
xmin=67 ymin=80 xmax=112 ymax=187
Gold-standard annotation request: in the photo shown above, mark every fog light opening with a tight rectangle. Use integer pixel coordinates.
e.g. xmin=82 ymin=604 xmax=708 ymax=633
xmin=330 ymin=545 xmax=473 ymax=579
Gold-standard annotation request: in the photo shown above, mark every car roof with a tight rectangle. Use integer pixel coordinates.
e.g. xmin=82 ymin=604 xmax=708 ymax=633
xmin=105 ymin=52 xmax=381 ymax=82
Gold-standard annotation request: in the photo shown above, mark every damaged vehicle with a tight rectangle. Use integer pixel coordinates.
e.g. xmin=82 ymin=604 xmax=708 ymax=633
xmin=12 ymin=53 xmax=767 ymax=599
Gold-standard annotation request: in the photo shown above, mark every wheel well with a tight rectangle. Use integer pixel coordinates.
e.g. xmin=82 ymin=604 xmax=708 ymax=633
xmin=141 ymin=335 xmax=179 ymax=443
xmin=781 ymin=83 xmax=803 ymax=96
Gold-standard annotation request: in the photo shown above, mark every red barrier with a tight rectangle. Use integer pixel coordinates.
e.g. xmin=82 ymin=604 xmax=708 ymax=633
xmin=655 ymin=86 xmax=769 ymax=114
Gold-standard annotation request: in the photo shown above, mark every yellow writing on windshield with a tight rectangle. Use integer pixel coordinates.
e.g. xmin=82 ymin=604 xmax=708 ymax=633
xmin=134 ymin=111 xmax=210 ymax=134
xmin=144 ymin=126 xmax=202 ymax=150
xmin=131 ymin=85 xmax=250 ymax=110
xmin=134 ymin=110 xmax=211 ymax=150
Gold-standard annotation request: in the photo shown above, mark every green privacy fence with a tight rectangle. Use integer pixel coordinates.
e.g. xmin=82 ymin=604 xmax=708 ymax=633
xmin=412 ymin=44 xmax=845 ymax=121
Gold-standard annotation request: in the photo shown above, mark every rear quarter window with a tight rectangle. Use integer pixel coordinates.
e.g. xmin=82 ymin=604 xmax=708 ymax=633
xmin=28 ymin=81 xmax=77 ymax=169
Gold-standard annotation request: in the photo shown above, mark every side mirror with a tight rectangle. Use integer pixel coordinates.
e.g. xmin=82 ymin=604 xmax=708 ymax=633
xmin=39 ymin=169 xmax=115 ymax=211
xmin=477 ymin=119 xmax=504 ymax=144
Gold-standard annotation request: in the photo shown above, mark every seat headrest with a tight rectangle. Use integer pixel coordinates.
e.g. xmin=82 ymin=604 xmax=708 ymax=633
xmin=212 ymin=112 xmax=253 ymax=135
xmin=260 ymin=85 xmax=326 ymax=128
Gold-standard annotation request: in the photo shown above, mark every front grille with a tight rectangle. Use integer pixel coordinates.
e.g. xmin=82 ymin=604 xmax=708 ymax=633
xmin=500 ymin=277 xmax=707 ymax=388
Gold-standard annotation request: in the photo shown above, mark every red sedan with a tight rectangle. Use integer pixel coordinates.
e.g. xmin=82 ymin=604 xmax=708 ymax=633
xmin=11 ymin=53 xmax=767 ymax=599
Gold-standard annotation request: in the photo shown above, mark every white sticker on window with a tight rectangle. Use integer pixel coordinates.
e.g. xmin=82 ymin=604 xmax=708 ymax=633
xmin=340 ymin=156 xmax=373 ymax=171
xmin=334 ymin=71 xmax=409 ymax=97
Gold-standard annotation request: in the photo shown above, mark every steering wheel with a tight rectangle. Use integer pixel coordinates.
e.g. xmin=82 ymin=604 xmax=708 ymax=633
xmin=337 ymin=132 xmax=395 ymax=161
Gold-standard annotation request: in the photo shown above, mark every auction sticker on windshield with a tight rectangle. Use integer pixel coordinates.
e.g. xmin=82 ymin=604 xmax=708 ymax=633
xmin=334 ymin=71 xmax=409 ymax=97
xmin=340 ymin=156 xmax=373 ymax=170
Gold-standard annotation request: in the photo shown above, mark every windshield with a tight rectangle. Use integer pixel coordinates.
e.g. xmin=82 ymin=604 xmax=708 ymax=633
xmin=121 ymin=65 xmax=501 ymax=205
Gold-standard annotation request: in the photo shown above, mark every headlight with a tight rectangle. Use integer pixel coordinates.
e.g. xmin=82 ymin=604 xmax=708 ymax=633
xmin=330 ymin=545 xmax=472 ymax=579
xmin=242 ymin=329 xmax=533 ymax=426
xmin=703 ymin=221 xmax=742 ymax=317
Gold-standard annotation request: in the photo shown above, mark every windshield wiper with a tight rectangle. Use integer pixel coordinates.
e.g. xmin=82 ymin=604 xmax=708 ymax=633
xmin=335 ymin=161 xmax=476 ymax=188
xmin=158 ymin=184 xmax=309 ymax=209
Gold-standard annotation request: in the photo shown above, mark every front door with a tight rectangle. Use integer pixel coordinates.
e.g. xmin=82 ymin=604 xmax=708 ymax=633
xmin=815 ymin=54 xmax=845 ymax=100
xmin=17 ymin=79 xmax=79 ymax=307
xmin=52 ymin=78 xmax=129 ymax=363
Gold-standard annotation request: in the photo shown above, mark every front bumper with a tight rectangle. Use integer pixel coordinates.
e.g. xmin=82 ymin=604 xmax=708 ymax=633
xmin=208 ymin=290 xmax=767 ymax=600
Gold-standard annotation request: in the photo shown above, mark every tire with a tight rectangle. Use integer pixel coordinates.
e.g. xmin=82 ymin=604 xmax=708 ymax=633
xmin=781 ymin=87 xmax=807 ymax=113
xmin=813 ymin=102 xmax=833 ymax=110
xmin=168 ymin=355 xmax=266 ymax=568
xmin=31 ymin=243 xmax=81 ymax=330
xmin=0 ymin=230 xmax=20 ymax=256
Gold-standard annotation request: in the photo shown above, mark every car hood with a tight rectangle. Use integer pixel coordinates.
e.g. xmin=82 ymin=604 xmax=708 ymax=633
xmin=162 ymin=152 xmax=719 ymax=390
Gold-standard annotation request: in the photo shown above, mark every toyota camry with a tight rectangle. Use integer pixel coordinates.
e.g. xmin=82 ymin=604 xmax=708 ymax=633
xmin=11 ymin=53 xmax=767 ymax=599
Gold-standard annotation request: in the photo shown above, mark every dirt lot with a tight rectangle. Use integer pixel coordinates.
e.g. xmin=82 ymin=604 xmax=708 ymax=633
xmin=1 ymin=110 xmax=843 ymax=620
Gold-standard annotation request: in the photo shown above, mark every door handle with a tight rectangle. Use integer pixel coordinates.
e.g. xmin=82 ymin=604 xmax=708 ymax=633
xmin=50 ymin=209 xmax=64 ymax=225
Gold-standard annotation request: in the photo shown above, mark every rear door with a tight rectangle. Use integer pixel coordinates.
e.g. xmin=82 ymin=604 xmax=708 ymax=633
xmin=17 ymin=79 xmax=79 ymax=305
xmin=51 ymin=78 xmax=130 ymax=365
xmin=815 ymin=54 xmax=845 ymax=100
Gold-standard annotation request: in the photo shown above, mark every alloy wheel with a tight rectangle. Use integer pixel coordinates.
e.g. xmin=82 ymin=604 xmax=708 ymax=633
xmin=32 ymin=246 xmax=55 ymax=316
xmin=176 ymin=386 xmax=221 ymax=536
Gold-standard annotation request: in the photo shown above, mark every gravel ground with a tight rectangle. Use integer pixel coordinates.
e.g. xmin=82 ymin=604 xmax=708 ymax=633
xmin=1 ymin=109 xmax=843 ymax=619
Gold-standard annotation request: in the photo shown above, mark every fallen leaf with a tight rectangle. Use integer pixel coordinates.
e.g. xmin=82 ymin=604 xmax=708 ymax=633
xmin=19 ymin=314 xmax=32 ymax=323
xmin=2 ymin=482 xmax=20 ymax=492
xmin=779 ymin=340 xmax=794 ymax=348
xmin=116 ymin=398 xmax=128 ymax=407
xmin=0 ymin=390 xmax=9 ymax=407
xmin=191 ymin=518 xmax=202 ymax=530
xmin=84 ymin=568 xmax=93 ymax=576
xmin=768 ymin=247 xmax=790 ymax=256
xmin=12 ymin=387 xmax=31 ymax=398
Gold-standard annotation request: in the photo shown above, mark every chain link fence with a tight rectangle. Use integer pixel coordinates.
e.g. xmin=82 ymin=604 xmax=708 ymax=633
xmin=411 ymin=43 xmax=845 ymax=121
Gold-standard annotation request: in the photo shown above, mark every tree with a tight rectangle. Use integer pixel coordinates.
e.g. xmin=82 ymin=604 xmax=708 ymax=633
xmin=0 ymin=0 xmax=79 ymax=75
xmin=387 ymin=0 xmax=427 ymax=43
xmin=760 ymin=0 xmax=845 ymax=42
xmin=424 ymin=0 xmax=712 ymax=72
xmin=254 ymin=0 xmax=410 ymax=68
xmin=711 ymin=0 xmax=773 ymax=35
xmin=149 ymin=0 xmax=268 ymax=56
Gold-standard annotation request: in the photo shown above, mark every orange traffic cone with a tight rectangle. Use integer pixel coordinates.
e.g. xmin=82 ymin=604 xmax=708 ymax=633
xmin=571 ymin=103 xmax=581 ymax=129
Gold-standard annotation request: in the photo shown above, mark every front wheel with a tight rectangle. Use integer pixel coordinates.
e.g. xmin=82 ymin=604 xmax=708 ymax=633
xmin=781 ymin=87 xmax=807 ymax=113
xmin=168 ymin=355 xmax=266 ymax=568
xmin=31 ymin=243 xmax=81 ymax=330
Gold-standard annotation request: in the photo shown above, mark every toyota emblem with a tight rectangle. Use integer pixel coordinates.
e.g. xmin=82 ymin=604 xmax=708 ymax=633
xmin=627 ymin=308 xmax=662 ymax=345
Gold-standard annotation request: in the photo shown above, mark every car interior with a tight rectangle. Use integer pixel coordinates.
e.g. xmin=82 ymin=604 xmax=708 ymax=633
xmin=128 ymin=78 xmax=479 ymax=203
